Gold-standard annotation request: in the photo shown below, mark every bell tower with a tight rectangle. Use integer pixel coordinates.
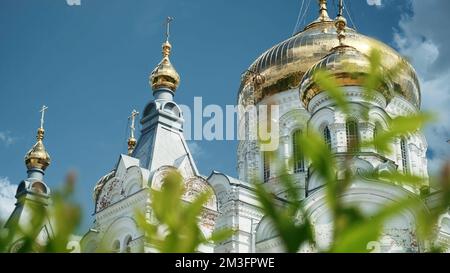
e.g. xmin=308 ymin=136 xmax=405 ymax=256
xmin=4 ymin=105 xmax=54 ymax=252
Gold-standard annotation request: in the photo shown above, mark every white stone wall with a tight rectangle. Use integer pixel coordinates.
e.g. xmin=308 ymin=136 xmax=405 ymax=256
xmin=241 ymin=82 xmax=431 ymax=253
xmin=82 ymin=153 xmax=220 ymax=253
xmin=237 ymin=88 xmax=310 ymax=198
xmin=208 ymin=173 xmax=264 ymax=253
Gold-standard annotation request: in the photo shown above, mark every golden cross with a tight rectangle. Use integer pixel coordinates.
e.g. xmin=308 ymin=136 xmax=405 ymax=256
xmin=165 ymin=16 xmax=174 ymax=42
xmin=338 ymin=0 xmax=344 ymax=16
xmin=128 ymin=109 xmax=139 ymax=139
xmin=39 ymin=105 xmax=48 ymax=129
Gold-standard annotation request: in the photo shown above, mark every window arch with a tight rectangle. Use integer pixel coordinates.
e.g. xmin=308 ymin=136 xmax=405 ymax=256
xmin=112 ymin=240 xmax=120 ymax=253
xmin=292 ymin=130 xmax=305 ymax=173
xmin=346 ymin=119 xmax=359 ymax=152
xmin=323 ymin=126 xmax=331 ymax=150
xmin=163 ymin=102 xmax=181 ymax=117
xmin=263 ymin=152 xmax=271 ymax=183
xmin=400 ymin=137 xmax=409 ymax=174
xmin=126 ymin=181 xmax=140 ymax=196
xmin=124 ymin=235 xmax=132 ymax=253
xmin=373 ymin=122 xmax=383 ymax=153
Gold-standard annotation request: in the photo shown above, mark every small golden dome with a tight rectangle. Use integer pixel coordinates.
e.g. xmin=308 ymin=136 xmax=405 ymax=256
xmin=127 ymin=137 xmax=137 ymax=155
xmin=150 ymin=41 xmax=180 ymax=92
xmin=335 ymin=15 xmax=347 ymax=45
xmin=24 ymin=128 xmax=51 ymax=171
xmin=299 ymin=45 xmax=392 ymax=109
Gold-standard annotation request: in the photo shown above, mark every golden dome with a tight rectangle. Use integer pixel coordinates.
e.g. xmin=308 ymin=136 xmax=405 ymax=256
xmin=150 ymin=41 xmax=180 ymax=92
xmin=299 ymin=45 xmax=392 ymax=109
xmin=24 ymin=128 xmax=51 ymax=171
xmin=238 ymin=11 xmax=420 ymax=108
xmin=127 ymin=136 xmax=137 ymax=155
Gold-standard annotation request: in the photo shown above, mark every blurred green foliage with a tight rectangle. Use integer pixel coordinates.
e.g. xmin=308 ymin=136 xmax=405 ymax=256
xmin=0 ymin=173 xmax=81 ymax=253
xmin=136 ymin=171 xmax=234 ymax=253
xmin=255 ymin=169 xmax=315 ymax=252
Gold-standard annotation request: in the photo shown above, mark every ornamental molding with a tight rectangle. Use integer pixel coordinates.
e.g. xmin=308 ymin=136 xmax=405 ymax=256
xmin=309 ymin=89 xmax=386 ymax=113
xmin=96 ymin=191 xmax=148 ymax=222
xmin=218 ymin=201 xmax=264 ymax=219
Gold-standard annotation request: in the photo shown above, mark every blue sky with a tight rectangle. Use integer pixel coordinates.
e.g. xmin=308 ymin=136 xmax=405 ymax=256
xmin=1 ymin=0 xmax=449 ymax=231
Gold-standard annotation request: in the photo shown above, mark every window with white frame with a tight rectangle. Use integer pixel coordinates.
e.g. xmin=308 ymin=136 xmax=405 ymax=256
xmin=292 ymin=129 xmax=305 ymax=173
xmin=263 ymin=151 xmax=271 ymax=183
xmin=346 ymin=119 xmax=359 ymax=152
xmin=323 ymin=125 xmax=331 ymax=150
xmin=373 ymin=122 xmax=383 ymax=154
xmin=400 ymin=137 xmax=409 ymax=174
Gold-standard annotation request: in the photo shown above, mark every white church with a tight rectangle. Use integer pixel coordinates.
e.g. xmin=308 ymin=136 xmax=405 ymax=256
xmin=4 ymin=0 xmax=450 ymax=253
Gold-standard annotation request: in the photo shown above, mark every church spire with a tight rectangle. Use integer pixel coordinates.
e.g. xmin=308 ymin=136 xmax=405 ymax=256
xmin=317 ymin=0 xmax=330 ymax=22
xmin=335 ymin=0 xmax=347 ymax=46
xmin=149 ymin=16 xmax=180 ymax=93
xmin=127 ymin=109 xmax=139 ymax=155
xmin=24 ymin=105 xmax=51 ymax=175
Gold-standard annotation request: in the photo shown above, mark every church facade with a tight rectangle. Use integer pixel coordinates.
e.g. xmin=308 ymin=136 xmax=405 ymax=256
xmin=4 ymin=1 xmax=450 ymax=253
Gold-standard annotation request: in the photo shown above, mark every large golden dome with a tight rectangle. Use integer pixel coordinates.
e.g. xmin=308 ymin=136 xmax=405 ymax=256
xmin=238 ymin=8 xmax=420 ymax=108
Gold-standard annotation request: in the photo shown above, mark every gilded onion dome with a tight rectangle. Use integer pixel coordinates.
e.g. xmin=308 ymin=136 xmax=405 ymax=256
xmin=25 ymin=127 xmax=51 ymax=171
xmin=238 ymin=1 xmax=420 ymax=108
xmin=299 ymin=45 xmax=392 ymax=109
xmin=150 ymin=41 xmax=180 ymax=91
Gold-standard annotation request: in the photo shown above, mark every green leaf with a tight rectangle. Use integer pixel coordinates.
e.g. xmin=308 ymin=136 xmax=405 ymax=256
xmin=136 ymin=170 xmax=233 ymax=253
xmin=331 ymin=197 xmax=420 ymax=253
xmin=367 ymin=113 xmax=434 ymax=154
xmin=208 ymin=228 xmax=235 ymax=244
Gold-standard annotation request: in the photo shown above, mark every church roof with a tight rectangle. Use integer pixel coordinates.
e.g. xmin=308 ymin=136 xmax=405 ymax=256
xmin=238 ymin=1 xmax=420 ymax=108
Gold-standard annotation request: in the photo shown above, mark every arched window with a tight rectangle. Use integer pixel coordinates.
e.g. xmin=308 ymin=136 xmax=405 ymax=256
xmin=346 ymin=119 xmax=359 ymax=152
xmin=124 ymin=235 xmax=132 ymax=253
xmin=400 ymin=138 xmax=409 ymax=174
xmin=112 ymin=240 xmax=120 ymax=253
xmin=373 ymin=122 xmax=382 ymax=153
xmin=292 ymin=130 xmax=305 ymax=173
xmin=263 ymin=152 xmax=271 ymax=183
xmin=323 ymin=126 xmax=331 ymax=150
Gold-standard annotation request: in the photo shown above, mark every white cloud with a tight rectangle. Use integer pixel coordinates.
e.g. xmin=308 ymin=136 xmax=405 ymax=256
xmin=367 ymin=0 xmax=382 ymax=6
xmin=394 ymin=0 xmax=450 ymax=176
xmin=0 ymin=131 xmax=15 ymax=147
xmin=0 ymin=177 xmax=17 ymax=222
